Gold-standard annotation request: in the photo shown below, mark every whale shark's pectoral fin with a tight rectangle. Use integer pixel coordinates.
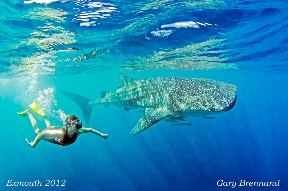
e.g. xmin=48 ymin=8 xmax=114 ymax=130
xmin=130 ymin=107 xmax=172 ymax=135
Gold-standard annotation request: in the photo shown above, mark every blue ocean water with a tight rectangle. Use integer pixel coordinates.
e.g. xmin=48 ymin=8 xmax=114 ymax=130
xmin=1 ymin=0 xmax=288 ymax=190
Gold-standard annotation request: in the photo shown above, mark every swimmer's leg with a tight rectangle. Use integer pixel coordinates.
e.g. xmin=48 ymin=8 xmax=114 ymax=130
xmin=27 ymin=111 xmax=41 ymax=134
xmin=43 ymin=116 xmax=51 ymax=128
xmin=29 ymin=101 xmax=51 ymax=128
xmin=26 ymin=129 xmax=64 ymax=148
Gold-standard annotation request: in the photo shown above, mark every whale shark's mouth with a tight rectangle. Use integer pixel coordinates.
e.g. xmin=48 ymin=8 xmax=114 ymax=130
xmin=224 ymin=95 xmax=237 ymax=111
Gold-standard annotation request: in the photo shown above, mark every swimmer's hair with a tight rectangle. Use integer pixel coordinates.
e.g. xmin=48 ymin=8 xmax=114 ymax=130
xmin=67 ymin=115 xmax=79 ymax=121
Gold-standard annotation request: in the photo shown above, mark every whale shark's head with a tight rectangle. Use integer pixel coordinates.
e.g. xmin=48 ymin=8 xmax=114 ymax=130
xmin=223 ymin=95 xmax=237 ymax=111
xmin=175 ymin=78 xmax=237 ymax=113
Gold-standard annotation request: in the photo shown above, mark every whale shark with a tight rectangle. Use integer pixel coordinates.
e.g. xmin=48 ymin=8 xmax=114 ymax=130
xmin=61 ymin=73 xmax=237 ymax=135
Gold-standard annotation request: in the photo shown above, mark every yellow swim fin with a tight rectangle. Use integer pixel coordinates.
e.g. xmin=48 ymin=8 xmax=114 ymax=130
xmin=17 ymin=109 xmax=29 ymax=117
xmin=29 ymin=102 xmax=45 ymax=117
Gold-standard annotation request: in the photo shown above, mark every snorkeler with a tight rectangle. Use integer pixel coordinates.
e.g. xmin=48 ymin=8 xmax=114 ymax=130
xmin=18 ymin=102 xmax=108 ymax=148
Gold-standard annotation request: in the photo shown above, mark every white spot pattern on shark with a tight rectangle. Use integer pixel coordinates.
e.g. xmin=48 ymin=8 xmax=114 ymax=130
xmin=61 ymin=73 xmax=237 ymax=135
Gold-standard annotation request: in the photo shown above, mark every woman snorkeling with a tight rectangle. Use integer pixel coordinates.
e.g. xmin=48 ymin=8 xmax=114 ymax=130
xmin=18 ymin=102 xmax=108 ymax=148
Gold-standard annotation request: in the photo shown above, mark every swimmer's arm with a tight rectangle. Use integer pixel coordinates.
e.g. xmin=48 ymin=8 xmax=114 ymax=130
xmin=26 ymin=130 xmax=64 ymax=148
xmin=81 ymin=127 xmax=108 ymax=140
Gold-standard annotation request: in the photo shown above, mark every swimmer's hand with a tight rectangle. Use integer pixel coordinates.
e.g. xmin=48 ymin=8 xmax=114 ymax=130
xmin=25 ymin=138 xmax=34 ymax=148
xmin=102 ymin=134 xmax=108 ymax=140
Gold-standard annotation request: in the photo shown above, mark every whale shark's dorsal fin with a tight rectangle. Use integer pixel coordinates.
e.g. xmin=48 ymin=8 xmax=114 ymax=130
xmin=119 ymin=73 xmax=135 ymax=88
xmin=130 ymin=107 xmax=172 ymax=135
xmin=101 ymin=91 xmax=107 ymax=98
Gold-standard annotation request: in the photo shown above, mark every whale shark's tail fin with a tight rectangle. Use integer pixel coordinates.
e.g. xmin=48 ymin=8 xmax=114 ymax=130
xmin=60 ymin=90 xmax=93 ymax=123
